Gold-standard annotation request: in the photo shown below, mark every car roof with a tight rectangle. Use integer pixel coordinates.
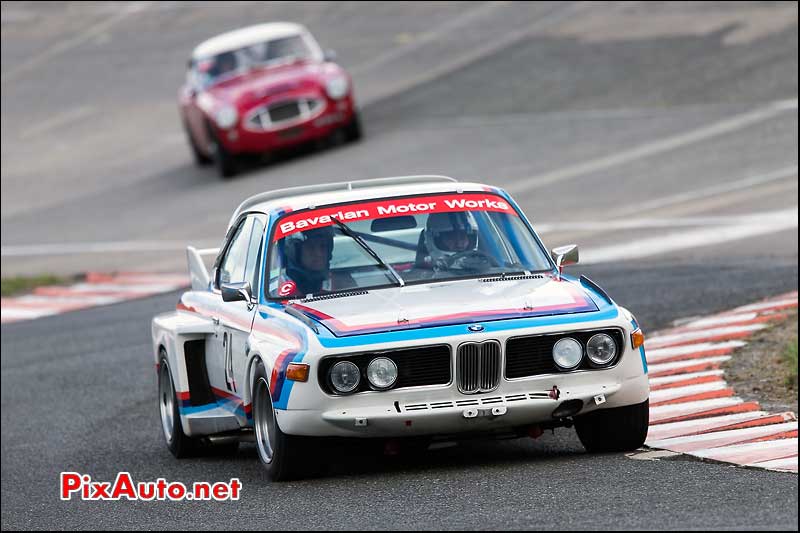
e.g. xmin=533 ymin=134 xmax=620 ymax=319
xmin=192 ymin=22 xmax=307 ymax=59
xmin=228 ymin=176 xmax=501 ymax=228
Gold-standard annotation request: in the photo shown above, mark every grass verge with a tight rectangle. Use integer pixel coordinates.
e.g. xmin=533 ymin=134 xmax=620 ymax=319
xmin=1 ymin=275 xmax=74 ymax=297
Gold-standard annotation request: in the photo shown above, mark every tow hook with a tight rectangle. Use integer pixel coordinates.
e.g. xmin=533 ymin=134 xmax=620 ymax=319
xmin=549 ymin=385 xmax=560 ymax=400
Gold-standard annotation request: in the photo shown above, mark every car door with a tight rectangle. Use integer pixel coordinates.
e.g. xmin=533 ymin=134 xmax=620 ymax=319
xmin=206 ymin=215 xmax=253 ymax=399
xmin=213 ymin=213 xmax=267 ymax=418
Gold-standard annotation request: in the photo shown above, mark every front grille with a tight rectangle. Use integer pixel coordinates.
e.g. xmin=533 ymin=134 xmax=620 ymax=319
xmin=318 ymin=345 xmax=451 ymax=394
xmin=269 ymin=101 xmax=301 ymax=122
xmin=457 ymin=340 xmax=501 ymax=394
xmin=505 ymin=328 xmax=625 ymax=379
xmin=247 ymin=98 xmax=324 ymax=130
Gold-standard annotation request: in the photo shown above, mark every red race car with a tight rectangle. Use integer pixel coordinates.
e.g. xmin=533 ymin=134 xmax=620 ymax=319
xmin=180 ymin=23 xmax=361 ymax=178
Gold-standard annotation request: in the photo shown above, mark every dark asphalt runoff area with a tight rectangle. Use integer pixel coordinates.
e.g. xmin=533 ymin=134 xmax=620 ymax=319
xmin=1 ymin=1 xmax=798 ymax=530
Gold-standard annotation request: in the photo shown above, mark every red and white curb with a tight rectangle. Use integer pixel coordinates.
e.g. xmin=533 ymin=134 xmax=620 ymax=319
xmin=644 ymin=291 xmax=798 ymax=473
xmin=0 ymin=272 xmax=189 ymax=324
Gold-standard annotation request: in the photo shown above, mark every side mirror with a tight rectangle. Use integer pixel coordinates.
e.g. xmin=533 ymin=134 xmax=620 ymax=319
xmin=323 ymin=49 xmax=338 ymax=62
xmin=551 ymin=244 xmax=579 ymax=276
xmin=221 ymin=281 xmax=253 ymax=304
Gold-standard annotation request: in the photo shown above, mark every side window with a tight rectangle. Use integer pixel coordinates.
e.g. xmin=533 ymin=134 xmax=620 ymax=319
xmin=244 ymin=216 xmax=266 ymax=293
xmin=218 ymin=218 xmax=253 ymax=287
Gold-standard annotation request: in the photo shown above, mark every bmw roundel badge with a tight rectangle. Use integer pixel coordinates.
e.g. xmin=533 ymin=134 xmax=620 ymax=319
xmin=468 ymin=324 xmax=484 ymax=332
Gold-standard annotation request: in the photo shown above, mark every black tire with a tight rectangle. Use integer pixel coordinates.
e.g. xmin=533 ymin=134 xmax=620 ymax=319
xmin=574 ymin=399 xmax=649 ymax=453
xmin=183 ymin=119 xmax=212 ymax=166
xmin=158 ymin=353 xmax=198 ymax=458
xmin=208 ymin=126 xmax=238 ymax=179
xmin=252 ymin=360 xmax=309 ymax=481
xmin=344 ymin=110 xmax=362 ymax=142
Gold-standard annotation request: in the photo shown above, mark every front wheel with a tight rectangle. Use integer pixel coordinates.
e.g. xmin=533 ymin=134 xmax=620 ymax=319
xmin=183 ymin=119 xmax=212 ymax=166
xmin=344 ymin=111 xmax=362 ymax=142
xmin=574 ymin=399 xmax=649 ymax=453
xmin=208 ymin=127 xmax=238 ymax=179
xmin=252 ymin=361 xmax=309 ymax=481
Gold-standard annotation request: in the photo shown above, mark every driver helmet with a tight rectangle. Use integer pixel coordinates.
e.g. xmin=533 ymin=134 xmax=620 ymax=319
xmin=282 ymin=226 xmax=335 ymax=293
xmin=424 ymin=211 xmax=478 ymax=266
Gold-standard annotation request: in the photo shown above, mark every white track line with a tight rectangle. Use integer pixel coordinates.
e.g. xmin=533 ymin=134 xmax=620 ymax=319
xmin=0 ymin=240 xmax=216 ymax=257
xmin=505 ymin=99 xmax=798 ymax=194
xmin=1 ymin=2 xmax=153 ymax=85
xmin=581 ymin=207 xmax=798 ymax=265
xmin=610 ymin=166 xmax=798 ymax=219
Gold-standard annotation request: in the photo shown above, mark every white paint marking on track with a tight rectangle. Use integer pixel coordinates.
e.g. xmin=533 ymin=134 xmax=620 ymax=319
xmin=580 ymin=207 xmax=798 ymax=265
xmin=747 ymin=456 xmax=798 ymax=472
xmin=359 ymin=2 xmax=586 ymax=106
xmin=610 ymin=165 xmax=798 ymax=219
xmin=647 ymin=422 xmax=797 ymax=452
xmin=0 ymin=308 xmax=60 ymax=320
xmin=691 ymin=438 xmax=798 ymax=464
xmin=732 ymin=298 xmax=799 ymax=313
xmin=647 ymin=324 xmax=767 ymax=348
xmin=0 ymin=240 xmax=218 ymax=257
xmin=648 ymin=370 xmax=726 ymax=387
xmin=0 ymin=272 xmax=188 ymax=324
xmin=19 ymin=106 xmax=95 ymax=139
xmin=646 ymin=341 xmax=746 ymax=362
xmin=682 ymin=313 xmax=760 ymax=329
xmin=349 ymin=1 xmax=501 ymax=75
xmin=536 ymin=210 xmax=800 ymax=233
xmin=645 ymin=411 xmax=773 ymax=442
xmin=649 ymin=397 xmax=746 ymax=419
xmin=647 ymin=356 xmax=732 ymax=375
xmin=12 ymin=294 xmax=123 ymax=306
xmin=649 ymin=381 xmax=731 ymax=404
xmin=504 ymin=100 xmax=798 ymax=194
xmin=640 ymin=292 xmax=798 ymax=472
xmin=1 ymin=1 xmax=153 ymax=85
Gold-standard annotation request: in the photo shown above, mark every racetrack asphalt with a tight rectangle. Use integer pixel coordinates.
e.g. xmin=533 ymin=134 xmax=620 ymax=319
xmin=1 ymin=1 xmax=798 ymax=530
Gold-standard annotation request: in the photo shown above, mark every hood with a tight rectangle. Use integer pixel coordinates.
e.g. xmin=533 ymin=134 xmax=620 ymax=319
xmin=207 ymin=62 xmax=330 ymax=108
xmin=290 ymin=276 xmax=601 ymax=337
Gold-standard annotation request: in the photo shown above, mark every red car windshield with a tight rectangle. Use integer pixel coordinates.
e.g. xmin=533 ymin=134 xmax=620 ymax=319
xmin=265 ymin=192 xmax=554 ymax=299
xmin=195 ymin=34 xmax=312 ymax=87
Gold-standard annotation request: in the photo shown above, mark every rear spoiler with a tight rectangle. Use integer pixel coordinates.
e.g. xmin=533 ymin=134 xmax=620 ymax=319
xmin=187 ymin=246 xmax=219 ymax=290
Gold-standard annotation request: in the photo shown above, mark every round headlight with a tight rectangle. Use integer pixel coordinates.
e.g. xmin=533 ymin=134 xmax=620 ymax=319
xmin=553 ymin=337 xmax=583 ymax=370
xmin=325 ymin=76 xmax=349 ymax=100
xmin=587 ymin=333 xmax=617 ymax=365
xmin=215 ymin=106 xmax=238 ymax=129
xmin=330 ymin=361 xmax=360 ymax=393
xmin=366 ymin=357 xmax=398 ymax=390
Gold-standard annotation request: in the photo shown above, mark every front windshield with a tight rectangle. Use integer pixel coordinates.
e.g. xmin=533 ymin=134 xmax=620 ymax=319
xmin=194 ymin=34 xmax=313 ymax=87
xmin=266 ymin=192 xmax=553 ymax=299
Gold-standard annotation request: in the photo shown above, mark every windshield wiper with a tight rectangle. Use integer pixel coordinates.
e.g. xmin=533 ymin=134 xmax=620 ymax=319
xmin=329 ymin=217 xmax=405 ymax=287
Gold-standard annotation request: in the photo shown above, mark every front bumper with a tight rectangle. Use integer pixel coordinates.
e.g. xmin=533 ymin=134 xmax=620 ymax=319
xmin=275 ymin=352 xmax=650 ymax=438
xmin=220 ymin=95 xmax=355 ymax=154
